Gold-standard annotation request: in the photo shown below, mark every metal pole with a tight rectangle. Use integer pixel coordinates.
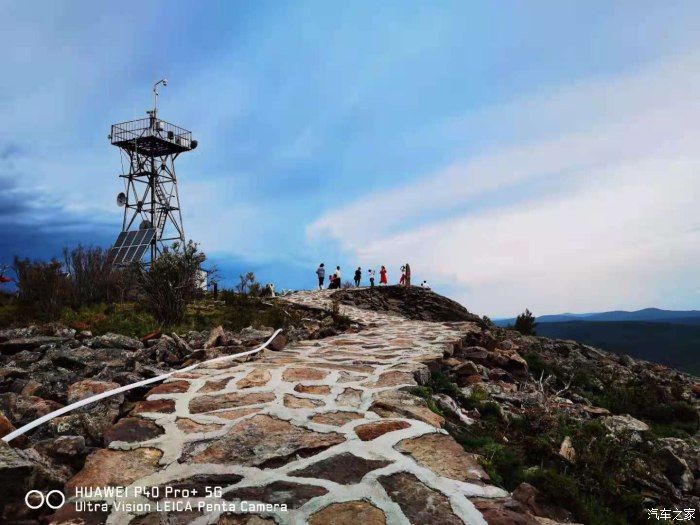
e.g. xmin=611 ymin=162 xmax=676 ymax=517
xmin=151 ymin=156 xmax=156 ymax=261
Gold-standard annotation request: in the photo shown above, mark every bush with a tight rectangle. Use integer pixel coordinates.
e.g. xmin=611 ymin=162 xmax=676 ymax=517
xmin=63 ymin=245 xmax=124 ymax=305
xmin=12 ymin=256 xmax=71 ymax=319
xmin=514 ymin=308 xmax=537 ymax=335
xmin=235 ymin=272 xmax=261 ymax=296
xmin=132 ymin=241 xmax=205 ymax=325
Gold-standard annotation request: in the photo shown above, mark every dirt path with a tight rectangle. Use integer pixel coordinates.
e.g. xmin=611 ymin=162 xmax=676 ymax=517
xmin=58 ymin=290 xmax=507 ymax=525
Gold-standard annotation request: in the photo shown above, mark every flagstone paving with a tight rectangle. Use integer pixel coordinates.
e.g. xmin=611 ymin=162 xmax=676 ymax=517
xmin=60 ymin=290 xmax=508 ymax=525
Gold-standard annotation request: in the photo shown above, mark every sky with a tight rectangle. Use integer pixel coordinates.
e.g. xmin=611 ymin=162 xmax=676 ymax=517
xmin=1 ymin=1 xmax=699 ymax=317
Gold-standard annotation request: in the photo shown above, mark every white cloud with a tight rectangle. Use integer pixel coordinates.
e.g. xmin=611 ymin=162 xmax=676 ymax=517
xmin=306 ymin=50 xmax=700 ymax=316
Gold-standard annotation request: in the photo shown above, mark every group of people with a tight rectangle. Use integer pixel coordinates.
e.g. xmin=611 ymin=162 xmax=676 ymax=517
xmin=315 ymin=262 xmax=428 ymax=290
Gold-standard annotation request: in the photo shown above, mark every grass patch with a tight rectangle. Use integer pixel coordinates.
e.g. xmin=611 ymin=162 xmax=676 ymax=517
xmin=1 ymin=291 xmax=311 ymax=339
xmin=523 ymin=350 xmax=699 ymax=438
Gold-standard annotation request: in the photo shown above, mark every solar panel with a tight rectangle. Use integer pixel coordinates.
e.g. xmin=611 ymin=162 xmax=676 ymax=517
xmin=108 ymin=228 xmax=156 ymax=265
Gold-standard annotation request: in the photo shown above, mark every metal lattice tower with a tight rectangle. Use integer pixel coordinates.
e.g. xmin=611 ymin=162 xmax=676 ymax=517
xmin=108 ymin=80 xmax=198 ymax=265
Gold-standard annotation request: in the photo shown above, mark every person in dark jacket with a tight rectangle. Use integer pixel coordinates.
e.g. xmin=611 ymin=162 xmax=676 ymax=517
xmin=354 ymin=267 xmax=361 ymax=287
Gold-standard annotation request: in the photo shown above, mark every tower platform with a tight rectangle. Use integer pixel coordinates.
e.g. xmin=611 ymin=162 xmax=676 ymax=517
xmin=110 ymin=116 xmax=196 ymax=157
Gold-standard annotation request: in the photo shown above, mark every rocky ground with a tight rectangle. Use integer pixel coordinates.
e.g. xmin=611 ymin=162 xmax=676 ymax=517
xmin=0 ymin=287 xmax=697 ymax=524
xmin=330 ymin=286 xmax=484 ymax=323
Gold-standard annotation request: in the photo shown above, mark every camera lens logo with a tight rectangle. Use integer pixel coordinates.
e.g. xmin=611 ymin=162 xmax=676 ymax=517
xmin=25 ymin=490 xmax=65 ymax=510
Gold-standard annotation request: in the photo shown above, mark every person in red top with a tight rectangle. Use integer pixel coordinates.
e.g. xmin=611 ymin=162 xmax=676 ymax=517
xmin=379 ymin=265 xmax=388 ymax=285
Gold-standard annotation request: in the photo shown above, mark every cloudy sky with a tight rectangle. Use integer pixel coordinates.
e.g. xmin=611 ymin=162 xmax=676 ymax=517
xmin=1 ymin=1 xmax=699 ymax=317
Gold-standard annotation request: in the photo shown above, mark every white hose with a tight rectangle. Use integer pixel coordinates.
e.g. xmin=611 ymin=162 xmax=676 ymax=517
xmin=2 ymin=328 xmax=283 ymax=443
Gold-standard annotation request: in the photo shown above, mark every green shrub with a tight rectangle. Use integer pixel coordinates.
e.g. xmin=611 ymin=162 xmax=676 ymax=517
xmin=526 ymin=468 xmax=629 ymax=525
xmin=428 ymin=370 xmax=461 ymax=398
xmin=63 ymin=245 xmax=124 ymax=306
xmin=12 ymin=256 xmax=71 ymax=320
xmin=481 ymin=442 xmax=524 ymax=490
xmin=514 ymin=308 xmax=537 ymax=335
xmin=132 ymin=241 xmax=204 ymax=325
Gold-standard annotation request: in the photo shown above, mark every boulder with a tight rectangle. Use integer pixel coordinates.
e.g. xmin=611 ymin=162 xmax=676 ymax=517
xmin=91 ymin=333 xmax=142 ymax=350
xmin=0 ymin=441 xmax=36 ymax=504
xmin=150 ymin=335 xmax=186 ymax=365
xmin=558 ymin=436 xmax=576 ymax=463
xmin=186 ymin=415 xmax=345 ymax=467
xmin=65 ymin=448 xmax=163 ymax=494
xmin=369 ymin=390 xmax=444 ymax=428
xmin=658 ymin=446 xmax=694 ymax=493
xmin=454 ymin=361 xmax=480 ymax=377
xmin=204 ymin=326 xmax=226 ymax=349
xmin=52 ymin=435 xmax=86 ymax=457
xmin=470 ymin=498 xmax=540 ymax=525
xmin=103 ymin=417 xmax=164 ymax=445
xmin=395 ymin=432 xmax=491 ymax=484
xmin=66 ymin=379 xmax=120 ymax=404
xmin=140 ymin=329 xmax=162 ymax=343
xmin=0 ymin=336 xmax=69 ymax=354
xmin=456 ymin=346 xmax=490 ymax=364
xmin=355 ymin=420 xmax=411 ymax=441
xmin=378 ymin=472 xmax=464 ymax=524
xmin=0 ymin=392 xmax=63 ymax=427
xmin=691 ymin=383 xmax=700 ymax=397
xmin=432 ymin=393 xmax=476 ymax=425
xmin=239 ymin=326 xmax=275 ymax=344
xmin=0 ymin=410 xmax=17 ymax=439
xmin=268 ymin=332 xmax=287 ymax=351
xmin=309 ymin=501 xmax=387 ymax=525
xmin=289 ymin=452 xmax=391 ymax=485
xmin=602 ymin=414 xmax=650 ymax=434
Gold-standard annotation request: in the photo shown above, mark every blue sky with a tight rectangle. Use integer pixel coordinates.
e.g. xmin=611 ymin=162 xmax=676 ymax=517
xmin=1 ymin=1 xmax=699 ymax=316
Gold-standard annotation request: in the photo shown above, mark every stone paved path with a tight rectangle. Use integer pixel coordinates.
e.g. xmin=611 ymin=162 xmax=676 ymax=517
xmin=62 ymin=290 xmax=508 ymax=525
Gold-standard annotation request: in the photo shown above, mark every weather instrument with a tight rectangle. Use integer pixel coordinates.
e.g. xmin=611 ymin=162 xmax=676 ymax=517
xmin=107 ymin=79 xmax=198 ymax=265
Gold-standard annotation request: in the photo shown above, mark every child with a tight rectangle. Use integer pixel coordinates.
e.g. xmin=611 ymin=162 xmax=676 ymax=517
xmin=368 ymin=269 xmax=375 ymax=287
xmin=328 ymin=274 xmax=339 ymax=289
xmin=354 ymin=267 xmax=361 ymax=287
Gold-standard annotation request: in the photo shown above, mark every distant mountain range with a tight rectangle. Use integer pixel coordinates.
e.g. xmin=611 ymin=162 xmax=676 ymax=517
xmin=493 ymin=308 xmax=700 ymax=376
xmin=494 ymin=308 xmax=700 ymax=326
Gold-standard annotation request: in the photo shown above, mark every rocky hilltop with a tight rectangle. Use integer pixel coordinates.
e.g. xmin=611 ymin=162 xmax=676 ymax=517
xmin=0 ymin=286 xmax=697 ymax=524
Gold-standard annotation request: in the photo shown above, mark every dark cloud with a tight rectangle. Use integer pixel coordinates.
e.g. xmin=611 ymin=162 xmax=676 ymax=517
xmin=0 ymin=176 xmax=115 ymax=264
xmin=0 ymin=141 xmax=23 ymax=161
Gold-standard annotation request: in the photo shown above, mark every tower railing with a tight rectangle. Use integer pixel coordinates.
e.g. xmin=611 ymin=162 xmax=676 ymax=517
xmin=110 ymin=117 xmax=193 ymax=150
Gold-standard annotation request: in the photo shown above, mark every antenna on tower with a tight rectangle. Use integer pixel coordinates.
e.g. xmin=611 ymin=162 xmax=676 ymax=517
xmin=152 ymin=78 xmax=167 ymax=118
xmin=107 ymin=80 xmax=198 ymax=266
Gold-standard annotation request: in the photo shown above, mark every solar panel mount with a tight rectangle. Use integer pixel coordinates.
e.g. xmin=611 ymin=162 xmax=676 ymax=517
xmin=108 ymin=228 xmax=156 ymax=266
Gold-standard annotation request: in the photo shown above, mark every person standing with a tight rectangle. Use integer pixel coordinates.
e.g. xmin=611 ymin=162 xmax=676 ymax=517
xmin=368 ymin=268 xmax=376 ymax=287
xmin=316 ymin=263 xmax=326 ymax=290
xmin=399 ymin=265 xmax=406 ymax=285
xmin=333 ymin=266 xmax=341 ymax=289
xmin=354 ymin=267 xmax=361 ymax=287
xmin=379 ymin=265 xmax=387 ymax=285
xmin=405 ymin=262 xmax=411 ymax=287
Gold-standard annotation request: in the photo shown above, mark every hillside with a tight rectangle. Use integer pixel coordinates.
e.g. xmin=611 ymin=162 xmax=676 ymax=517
xmin=495 ymin=307 xmax=700 ymax=325
xmin=331 ymin=285 xmax=484 ymax=323
xmin=535 ymin=321 xmax=700 ymax=375
xmin=0 ymin=286 xmax=697 ymax=525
